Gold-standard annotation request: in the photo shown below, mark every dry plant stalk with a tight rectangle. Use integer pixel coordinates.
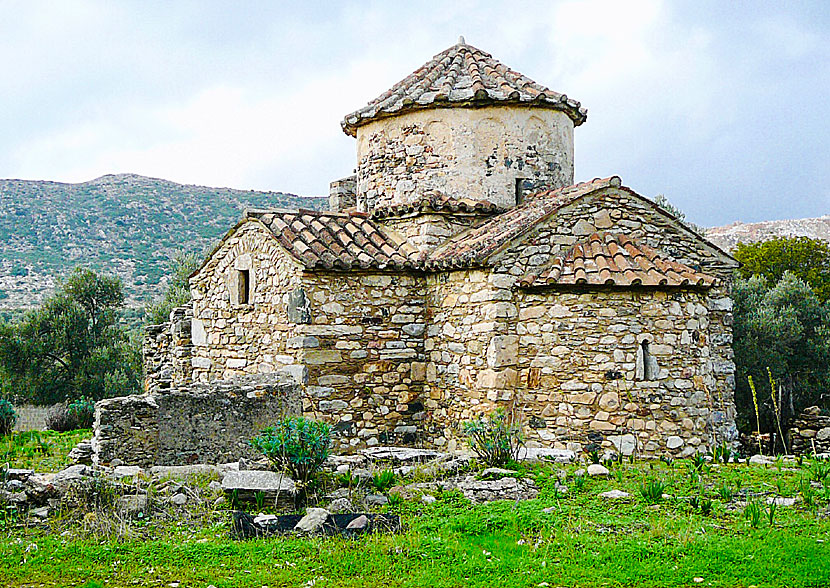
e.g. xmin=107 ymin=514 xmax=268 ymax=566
xmin=748 ymin=375 xmax=763 ymax=456
xmin=767 ymin=368 xmax=789 ymax=454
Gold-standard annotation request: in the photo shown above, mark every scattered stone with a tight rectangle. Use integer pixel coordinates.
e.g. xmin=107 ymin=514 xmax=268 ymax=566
xmin=5 ymin=468 xmax=33 ymax=481
xmin=600 ymin=490 xmax=631 ymax=499
xmin=150 ymin=464 xmax=221 ymax=479
xmin=50 ymin=465 xmax=90 ymax=488
xmin=766 ymin=496 xmax=797 ymax=507
xmin=749 ymin=455 xmax=773 ymax=466
xmin=365 ymin=494 xmax=389 ymax=506
xmin=345 ymin=514 xmax=368 ymax=530
xmin=31 ymin=506 xmax=50 ymax=519
xmin=117 ymin=494 xmax=149 ymax=516
xmin=0 ymin=490 xmax=28 ymax=504
xmin=327 ymin=497 xmax=354 ymax=513
xmin=480 ymin=467 xmax=516 ymax=480
xmin=361 ymin=447 xmax=448 ymax=465
xmin=170 ymin=493 xmax=188 ymax=506
xmin=221 ymin=470 xmax=296 ymax=506
xmin=421 ymin=494 xmax=436 ymax=504
xmin=554 ymin=482 xmax=568 ymax=495
xmin=112 ymin=466 xmax=143 ymax=479
xmin=208 ymin=481 xmax=223 ymax=492
xmin=67 ymin=440 xmax=93 ymax=465
xmin=587 ymin=464 xmax=609 ymax=477
xmin=294 ymin=508 xmax=330 ymax=534
xmin=542 ymin=506 xmax=557 ymax=513
xmin=518 ymin=447 xmax=575 ymax=463
xmin=455 ymin=475 xmax=538 ymax=503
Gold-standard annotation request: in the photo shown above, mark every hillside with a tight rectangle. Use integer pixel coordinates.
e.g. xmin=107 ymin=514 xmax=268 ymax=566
xmin=706 ymin=215 xmax=830 ymax=251
xmin=0 ymin=174 xmax=325 ymax=310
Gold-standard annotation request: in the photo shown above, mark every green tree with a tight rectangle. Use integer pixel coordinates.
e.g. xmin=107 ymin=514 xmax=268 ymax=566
xmin=0 ymin=268 xmax=140 ymax=405
xmin=732 ymin=272 xmax=830 ymax=448
xmin=144 ymin=251 xmax=201 ymax=325
xmin=734 ymin=236 xmax=830 ymax=302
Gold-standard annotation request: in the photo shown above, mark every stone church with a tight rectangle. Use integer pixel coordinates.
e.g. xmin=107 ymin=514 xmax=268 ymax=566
xmin=153 ymin=39 xmax=740 ymax=457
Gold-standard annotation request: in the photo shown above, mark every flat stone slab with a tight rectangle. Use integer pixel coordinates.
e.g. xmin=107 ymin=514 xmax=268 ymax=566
xmin=150 ymin=464 xmax=221 ymax=479
xmin=221 ymin=470 xmax=296 ymax=494
xmin=518 ymin=448 xmax=575 ymax=463
xmin=231 ymin=511 xmax=400 ymax=539
xmin=600 ymin=490 xmax=631 ymax=500
xmin=361 ymin=447 xmax=448 ymax=464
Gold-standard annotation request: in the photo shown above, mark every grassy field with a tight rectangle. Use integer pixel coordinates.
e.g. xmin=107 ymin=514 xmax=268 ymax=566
xmin=1 ymin=438 xmax=829 ymax=587
xmin=0 ymin=429 xmax=91 ymax=472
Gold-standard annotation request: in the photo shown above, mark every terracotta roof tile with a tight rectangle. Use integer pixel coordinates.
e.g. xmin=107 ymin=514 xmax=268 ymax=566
xmin=426 ymin=177 xmax=621 ymax=270
xmin=371 ymin=191 xmax=504 ymax=219
xmin=342 ymin=38 xmax=587 ymax=136
xmin=247 ymin=209 xmax=421 ymax=271
xmin=519 ymin=232 xmax=717 ymax=289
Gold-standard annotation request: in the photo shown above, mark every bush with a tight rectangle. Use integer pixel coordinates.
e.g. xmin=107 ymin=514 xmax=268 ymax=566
xmin=251 ymin=416 xmax=331 ymax=489
xmin=0 ymin=399 xmax=17 ymax=436
xmin=462 ymin=409 xmax=523 ymax=467
xmin=46 ymin=398 xmax=95 ymax=432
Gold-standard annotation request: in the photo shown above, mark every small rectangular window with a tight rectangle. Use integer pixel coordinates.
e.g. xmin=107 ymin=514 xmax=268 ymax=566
xmin=238 ymin=269 xmax=250 ymax=305
xmin=515 ymin=178 xmax=525 ymax=205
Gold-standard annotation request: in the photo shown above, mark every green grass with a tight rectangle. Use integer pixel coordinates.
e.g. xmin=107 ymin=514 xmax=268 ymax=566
xmin=1 ymin=457 xmax=829 ymax=587
xmin=0 ymin=429 xmax=91 ymax=472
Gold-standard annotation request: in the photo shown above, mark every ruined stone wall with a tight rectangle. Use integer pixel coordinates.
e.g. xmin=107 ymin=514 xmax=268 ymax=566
xmin=423 ymin=190 xmax=738 ymax=456
xmin=94 ymin=375 xmax=301 ymax=467
xmin=355 ymin=107 xmax=574 ymax=212
xmin=790 ymin=407 xmax=830 ymax=455
xmin=189 ymin=221 xmax=306 ymax=382
xmin=297 ymin=272 xmax=431 ymax=451
xmin=144 ymin=306 xmax=193 ymax=394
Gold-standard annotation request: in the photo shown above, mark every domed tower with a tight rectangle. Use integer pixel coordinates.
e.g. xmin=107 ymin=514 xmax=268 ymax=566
xmin=340 ymin=37 xmax=587 ymax=215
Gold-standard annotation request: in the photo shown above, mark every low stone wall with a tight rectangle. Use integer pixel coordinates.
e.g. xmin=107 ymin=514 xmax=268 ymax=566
xmin=94 ymin=374 xmax=301 ymax=467
xmin=13 ymin=404 xmax=53 ymax=431
xmin=789 ymin=407 xmax=830 ymax=455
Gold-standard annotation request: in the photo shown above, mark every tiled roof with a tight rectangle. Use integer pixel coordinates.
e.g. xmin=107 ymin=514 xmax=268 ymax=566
xmin=246 ymin=209 xmax=421 ymax=271
xmin=519 ymin=232 xmax=717 ymax=289
xmin=371 ymin=191 xmax=503 ymax=220
xmin=342 ymin=38 xmax=587 ymax=136
xmin=426 ymin=177 xmax=620 ymax=270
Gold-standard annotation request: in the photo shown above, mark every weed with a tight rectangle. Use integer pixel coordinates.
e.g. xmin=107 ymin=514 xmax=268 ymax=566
xmin=572 ymin=473 xmax=587 ymax=493
xmin=700 ymin=497 xmax=713 ymax=516
xmin=0 ymin=399 xmax=17 ymax=436
xmin=462 ymin=409 xmax=523 ymax=467
xmin=254 ymin=491 xmax=266 ymax=510
xmin=387 ymin=493 xmax=404 ymax=508
xmin=717 ymin=483 xmax=735 ymax=501
xmin=587 ymin=449 xmax=601 ymax=465
xmin=799 ymin=477 xmax=815 ymax=508
xmin=744 ymin=499 xmax=763 ymax=528
xmin=767 ymin=501 xmax=778 ymax=526
xmin=809 ymin=460 xmax=830 ymax=484
xmin=251 ymin=416 xmax=331 ymax=494
xmin=639 ymin=478 xmax=666 ymax=504
xmin=371 ymin=469 xmax=396 ymax=493
xmin=712 ymin=442 xmax=732 ymax=464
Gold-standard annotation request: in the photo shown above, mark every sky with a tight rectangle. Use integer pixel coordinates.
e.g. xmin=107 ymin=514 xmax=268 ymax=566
xmin=1 ymin=0 xmax=827 ymax=227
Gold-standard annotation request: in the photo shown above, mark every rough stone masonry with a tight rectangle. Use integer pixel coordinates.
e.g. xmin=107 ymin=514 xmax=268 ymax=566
xmin=132 ymin=38 xmax=740 ymax=462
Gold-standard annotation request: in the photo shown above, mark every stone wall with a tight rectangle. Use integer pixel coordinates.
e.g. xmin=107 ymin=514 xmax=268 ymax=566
xmin=298 ymin=271 xmax=432 ymax=451
xmin=13 ymin=404 xmax=52 ymax=432
xmin=355 ymin=107 xmax=574 ymax=212
xmin=379 ymin=213 xmax=484 ymax=253
xmin=422 ymin=189 xmax=738 ymax=456
xmin=144 ymin=306 xmax=193 ymax=394
xmin=329 ymin=175 xmax=357 ymax=212
xmin=94 ymin=374 xmax=301 ymax=467
xmin=789 ymin=407 xmax=830 ymax=455
xmin=189 ymin=221 xmax=306 ymax=382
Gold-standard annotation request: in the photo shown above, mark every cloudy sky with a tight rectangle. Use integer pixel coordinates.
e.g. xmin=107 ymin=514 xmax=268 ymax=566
xmin=1 ymin=0 xmax=827 ymax=226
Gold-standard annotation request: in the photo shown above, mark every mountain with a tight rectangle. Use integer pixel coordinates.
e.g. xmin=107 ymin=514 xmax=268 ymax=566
xmin=706 ymin=216 xmax=830 ymax=251
xmin=0 ymin=173 xmax=325 ymax=310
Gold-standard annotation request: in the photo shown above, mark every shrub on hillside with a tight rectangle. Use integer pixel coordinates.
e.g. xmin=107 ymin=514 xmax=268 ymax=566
xmin=0 ymin=398 xmax=17 ymax=436
xmin=46 ymin=398 xmax=95 ymax=432
xmin=251 ymin=416 xmax=331 ymax=489
xmin=462 ymin=408 xmax=524 ymax=467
